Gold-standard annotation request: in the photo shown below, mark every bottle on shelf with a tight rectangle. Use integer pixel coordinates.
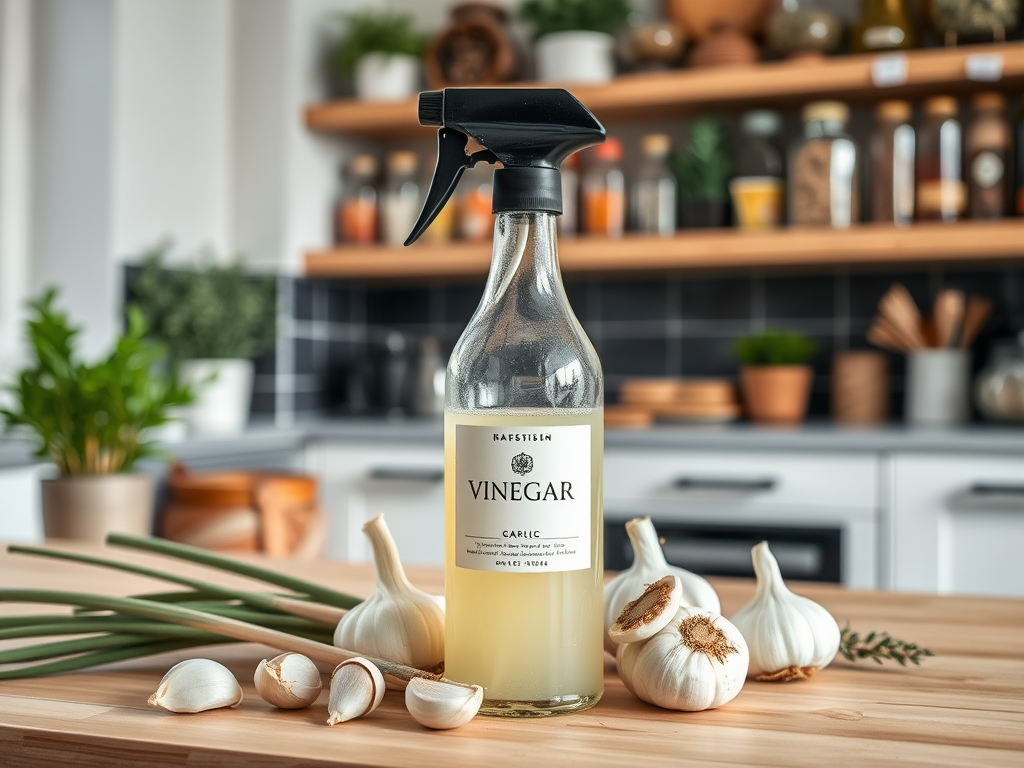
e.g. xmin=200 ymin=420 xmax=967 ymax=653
xmin=582 ymin=137 xmax=625 ymax=237
xmin=871 ymin=100 xmax=916 ymax=226
xmin=403 ymin=88 xmax=606 ymax=717
xmin=558 ymin=152 xmax=580 ymax=238
xmin=730 ymin=110 xmax=784 ymax=229
xmin=457 ymin=161 xmax=495 ymax=242
xmin=850 ymin=0 xmax=916 ymax=54
xmin=420 ymin=153 xmax=456 ymax=245
xmin=1017 ymin=98 xmax=1024 ymax=216
xmin=631 ymin=133 xmax=677 ymax=236
xmin=789 ymin=101 xmax=860 ymax=227
xmin=381 ymin=151 xmax=421 ymax=246
xmin=916 ymin=96 xmax=964 ymax=223
xmin=335 ymin=154 xmax=379 ymax=244
xmin=966 ymin=92 xmax=1011 ymax=220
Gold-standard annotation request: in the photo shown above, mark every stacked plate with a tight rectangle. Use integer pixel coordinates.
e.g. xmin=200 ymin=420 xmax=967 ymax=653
xmin=610 ymin=377 xmax=741 ymax=426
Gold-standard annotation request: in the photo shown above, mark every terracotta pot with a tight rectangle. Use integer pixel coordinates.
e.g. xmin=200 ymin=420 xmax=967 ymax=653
xmin=666 ymin=0 xmax=773 ymax=42
xmin=41 ymin=474 xmax=154 ymax=543
xmin=740 ymin=365 xmax=813 ymax=423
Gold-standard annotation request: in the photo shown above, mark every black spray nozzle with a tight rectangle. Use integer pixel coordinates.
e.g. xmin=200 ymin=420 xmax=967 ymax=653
xmin=404 ymin=88 xmax=605 ymax=246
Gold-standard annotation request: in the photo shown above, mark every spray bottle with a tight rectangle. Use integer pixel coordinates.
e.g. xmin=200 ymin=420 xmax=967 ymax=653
xmin=405 ymin=89 xmax=606 ymax=716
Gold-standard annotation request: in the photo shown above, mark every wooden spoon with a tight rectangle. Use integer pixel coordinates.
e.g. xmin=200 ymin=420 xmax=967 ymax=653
xmin=879 ymin=284 xmax=927 ymax=349
xmin=933 ymin=289 xmax=965 ymax=348
xmin=960 ymin=296 xmax=994 ymax=350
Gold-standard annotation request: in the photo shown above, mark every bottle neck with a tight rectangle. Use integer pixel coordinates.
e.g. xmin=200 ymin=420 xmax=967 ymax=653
xmin=480 ymin=212 xmax=564 ymax=310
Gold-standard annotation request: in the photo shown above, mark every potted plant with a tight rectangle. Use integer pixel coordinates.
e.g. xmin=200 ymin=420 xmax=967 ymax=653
xmin=333 ymin=11 xmax=426 ymax=101
xmin=519 ymin=0 xmax=630 ymax=83
xmin=129 ymin=245 xmax=276 ymax=437
xmin=733 ymin=329 xmax=818 ymax=423
xmin=0 ymin=290 xmax=193 ymax=542
xmin=671 ymin=115 xmax=733 ymax=228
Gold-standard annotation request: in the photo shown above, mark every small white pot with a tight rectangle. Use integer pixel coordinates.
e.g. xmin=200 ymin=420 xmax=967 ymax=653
xmin=535 ymin=31 xmax=616 ymax=84
xmin=180 ymin=359 xmax=254 ymax=436
xmin=354 ymin=53 xmax=421 ymax=101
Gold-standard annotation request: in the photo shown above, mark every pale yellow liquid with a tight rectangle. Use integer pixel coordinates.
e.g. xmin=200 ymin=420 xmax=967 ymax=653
xmin=444 ymin=409 xmax=604 ymax=716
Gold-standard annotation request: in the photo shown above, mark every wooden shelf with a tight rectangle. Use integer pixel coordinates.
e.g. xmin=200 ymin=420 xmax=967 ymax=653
xmin=305 ymin=43 xmax=1024 ymax=139
xmin=305 ymin=220 xmax=1024 ymax=279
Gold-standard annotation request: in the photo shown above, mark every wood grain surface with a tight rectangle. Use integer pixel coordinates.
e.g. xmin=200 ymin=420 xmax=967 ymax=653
xmin=1 ymin=541 xmax=1022 ymax=767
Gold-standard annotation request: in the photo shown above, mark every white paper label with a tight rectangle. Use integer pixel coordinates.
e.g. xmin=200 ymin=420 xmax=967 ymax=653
xmin=871 ymin=53 xmax=908 ymax=88
xmin=455 ymin=424 xmax=591 ymax=573
xmin=965 ymin=54 xmax=1003 ymax=83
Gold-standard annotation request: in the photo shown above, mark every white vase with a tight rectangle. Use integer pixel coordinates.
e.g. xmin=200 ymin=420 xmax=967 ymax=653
xmin=534 ymin=31 xmax=616 ymax=84
xmin=180 ymin=359 xmax=254 ymax=436
xmin=354 ymin=53 xmax=421 ymax=101
xmin=42 ymin=474 xmax=153 ymax=543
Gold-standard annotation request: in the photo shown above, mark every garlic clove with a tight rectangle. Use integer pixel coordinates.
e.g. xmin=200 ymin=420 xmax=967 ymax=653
xmin=327 ymin=657 xmax=385 ymax=725
xmin=608 ymin=575 xmax=681 ymax=645
xmin=405 ymin=677 xmax=483 ymax=730
xmin=254 ymin=652 xmax=322 ymax=709
xmin=148 ymin=658 xmax=242 ymax=713
xmin=730 ymin=541 xmax=841 ymax=681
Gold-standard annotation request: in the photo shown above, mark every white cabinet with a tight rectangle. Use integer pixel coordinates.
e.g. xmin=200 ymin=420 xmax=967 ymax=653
xmin=891 ymin=454 xmax=1024 ymax=597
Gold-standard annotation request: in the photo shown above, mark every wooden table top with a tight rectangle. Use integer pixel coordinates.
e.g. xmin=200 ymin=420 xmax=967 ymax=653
xmin=1 ymin=541 xmax=1022 ymax=767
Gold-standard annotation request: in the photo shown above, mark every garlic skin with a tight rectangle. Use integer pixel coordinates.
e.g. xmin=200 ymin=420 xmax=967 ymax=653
xmin=616 ymin=606 xmax=748 ymax=712
xmin=730 ymin=541 xmax=841 ymax=681
xmin=604 ymin=516 xmax=721 ymax=652
xmin=148 ymin=658 xmax=242 ymax=713
xmin=254 ymin=652 xmax=322 ymax=709
xmin=608 ymin=575 xmax=682 ymax=645
xmin=327 ymin=657 xmax=386 ymax=724
xmin=333 ymin=514 xmax=445 ymax=670
xmin=405 ymin=677 xmax=483 ymax=730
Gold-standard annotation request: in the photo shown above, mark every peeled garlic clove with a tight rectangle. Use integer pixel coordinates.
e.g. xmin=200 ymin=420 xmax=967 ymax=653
xmin=327 ymin=657 xmax=385 ymax=725
xmin=405 ymin=677 xmax=483 ymax=730
xmin=604 ymin=517 xmax=720 ymax=653
xmin=730 ymin=541 xmax=841 ymax=682
xmin=148 ymin=658 xmax=242 ymax=713
xmin=254 ymin=652 xmax=322 ymax=709
xmin=608 ymin=575 xmax=682 ymax=645
xmin=616 ymin=606 xmax=749 ymax=712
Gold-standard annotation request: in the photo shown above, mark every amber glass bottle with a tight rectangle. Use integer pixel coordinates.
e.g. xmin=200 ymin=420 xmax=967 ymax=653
xmin=916 ymin=97 xmax=964 ymax=223
xmin=851 ymin=0 xmax=916 ymax=53
xmin=966 ymin=92 xmax=1011 ymax=220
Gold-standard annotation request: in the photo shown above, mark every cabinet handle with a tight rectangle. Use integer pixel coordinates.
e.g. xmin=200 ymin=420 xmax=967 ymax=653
xmin=368 ymin=467 xmax=444 ymax=483
xmin=673 ymin=477 xmax=776 ymax=492
xmin=968 ymin=483 xmax=1024 ymax=497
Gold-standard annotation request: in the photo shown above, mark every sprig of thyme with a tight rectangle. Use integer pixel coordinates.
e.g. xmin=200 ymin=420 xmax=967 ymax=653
xmin=839 ymin=624 xmax=935 ymax=666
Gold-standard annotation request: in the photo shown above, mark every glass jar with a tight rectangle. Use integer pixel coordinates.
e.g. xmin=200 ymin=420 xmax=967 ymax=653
xmin=765 ymin=0 xmax=842 ymax=58
xmin=851 ymin=0 xmax=916 ymax=53
xmin=382 ymin=151 xmax=420 ymax=246
xmin=789 ymin=101 xmax=859 ymax=227
xmin=582 ymin=137 xmax=625 ymax=237
xmin=631 ymin=133 xmax=677 ymax=235
xmin=335 ymin=154 xmax=379 ymax=244
xmin=871 ymin=100 xmax=915 ymax=226
xmin=931 ymin=0 xmax=1021 ymax=45
xmin=730 ymin=110 xmax=784 ymax=229
xmin=456 ymin=162 xmax=494 ymax=242
xmin=916 ymin=96 xmax=964 ymax=223
xmin=966 ymin=92 xmax=1011 ymax=220
xmin=976 ymin=331 xmax=1024 ymax=422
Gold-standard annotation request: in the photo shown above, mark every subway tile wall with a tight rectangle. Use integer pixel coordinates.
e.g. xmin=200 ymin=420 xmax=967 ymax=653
xmin=254 ymin=263 xmax=1024 ymax=423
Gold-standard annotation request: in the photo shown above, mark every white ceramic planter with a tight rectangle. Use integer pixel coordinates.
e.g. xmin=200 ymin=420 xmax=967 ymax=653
xmin=534 ymin=31 xmax=616 ymax=84
xmin=180 ymin=359 xmax=254 ymax=436
xmin=354 ymin=53 xmax=421 ymax=101
xmin=42 ymin=474 xmax=153 ymax=543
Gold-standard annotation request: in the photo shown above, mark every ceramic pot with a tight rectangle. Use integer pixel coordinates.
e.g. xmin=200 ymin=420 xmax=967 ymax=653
xmin=666 ymin=0 xmax=773 ymax=41
xmin=740 ymin=365 xmax=813 ymax=423
xmin=534 ymin=31 xmax=616 ymax=84
xmin=354 ymin=53 xmax=421 ymax=101
xmin=41 ymin=474 xmax=154 ymax=543
xmin=425 ymin=2 xmax=521 ymax=87
xmin=180 ymin=359 xmax=254 ymax=436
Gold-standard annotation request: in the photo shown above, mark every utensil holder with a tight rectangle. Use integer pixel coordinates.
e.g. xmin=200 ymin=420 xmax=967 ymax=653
xmin=905 ymin=349 xmax=970 ymax=427
xmin=833 ymin=351 xmax=888 ymax=424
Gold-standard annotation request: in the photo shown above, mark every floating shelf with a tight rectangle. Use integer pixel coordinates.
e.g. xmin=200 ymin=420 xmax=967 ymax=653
xmin=305 ymin=43 xmax=1024 ymax=139
xmin=305 ymin=220 xmax=1024 ymax=280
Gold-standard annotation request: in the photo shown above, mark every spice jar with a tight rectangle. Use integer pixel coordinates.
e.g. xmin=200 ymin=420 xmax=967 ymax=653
xmin=916 ymin=96 xmax=964 ymax=223
xmin=789 ymin=101 xmax=860 ymax=227
xmin=382 ymin=151 xmax=421 ymax=246
xmin=456 ymin=162 xmax=494 ymax=242
xmin=583 ymin=137 xmax=625 ymax=237
xmin=765 ymin=0 xmax=842 ymax=58
xmin=851 ymin=0 xmax=916 ymax=53
xmin=966 ymin=92 xmax=1011 ymax=220
xmin=730 ymin=110 xmax=784 ymax=229
xmin=631 ymin=133 xmax=677 ymax=236
xmin=871 ymin=100 xmax=916 ymax=226
xmin=336 ymin=154 xmax=379 ymax=244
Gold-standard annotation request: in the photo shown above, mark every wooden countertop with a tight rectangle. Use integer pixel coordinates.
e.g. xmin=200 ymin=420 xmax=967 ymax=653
xmin=1 ymin=542 xmax=1022 ymax=767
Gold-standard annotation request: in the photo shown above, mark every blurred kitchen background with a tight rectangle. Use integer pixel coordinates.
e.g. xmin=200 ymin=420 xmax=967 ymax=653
xmin=2 ymin=0 xmax=1024 ymax=597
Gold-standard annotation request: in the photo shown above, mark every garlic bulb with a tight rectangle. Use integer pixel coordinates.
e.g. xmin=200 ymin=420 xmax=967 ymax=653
xmin=730 ymin=541 xmax=841 ymax=681
xmin=405 ymin=677 xmax=483 ymax=730
xmin=616 ymin=606 xmax=748 ymax=711
xmin=327 ymin=657 xmax=385 ymax=724
xmin=333 ymin=514 xmax=445 ymax=670
xmin=148 ymin=658 xmax=242 ymax=713
xmin=254 ymin=652 xmax=322 ymax=709
xmin=604 ymin=516 xmax=720 ymax=652
xmin=608 ymin=575 xmax=681 ymax=645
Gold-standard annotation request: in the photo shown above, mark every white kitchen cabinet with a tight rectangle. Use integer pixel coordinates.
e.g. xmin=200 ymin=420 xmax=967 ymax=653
xmin=890 ymin=454 xmax=1024 ymax=597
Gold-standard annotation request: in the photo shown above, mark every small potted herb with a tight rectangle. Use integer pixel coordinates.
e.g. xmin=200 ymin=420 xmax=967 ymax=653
xmin=0 ymin=289 xmax=193 ymax=542
xmin=518 ymin=0 xmax=630 ymax=83
xmin=732 ymin=329 xmax=818 ymax=423
xmin=129 ymin=244 xmax=276 ymax=437
xmin=671 ymin=115 xmax=733 ymax=228
xmin=333 ymin=11 xmax=426 ymax=101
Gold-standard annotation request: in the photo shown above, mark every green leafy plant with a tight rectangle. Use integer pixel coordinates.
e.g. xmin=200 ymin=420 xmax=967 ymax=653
xmin=518 ymin=0 xmax=631 ymax=39
xmin=670 ymin=115 xmax=733 ymax=203
xmin=840 ymin=624 xmax=935 ymax=666
xmin=333 ymin=11 xmax=427 ymax=76
xmin=0 ymin=289 xmax=193 ymax=476
xmin=732 ymin=329 xmax=818 ymax=367
xmin=129 ymin=243 xmax=276 ymax=361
